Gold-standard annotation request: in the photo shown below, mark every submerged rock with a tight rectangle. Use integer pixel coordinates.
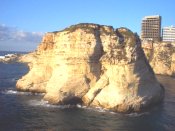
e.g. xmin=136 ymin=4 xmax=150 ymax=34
xmin=16 ymin=23 xmax=164 ymax=112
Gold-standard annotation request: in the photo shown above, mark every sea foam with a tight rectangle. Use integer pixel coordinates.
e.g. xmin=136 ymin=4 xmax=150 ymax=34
xmin=28 ymin=99 xmax=74 ymax=109
xmin=1 ymin=89 xmax=45 ymax=96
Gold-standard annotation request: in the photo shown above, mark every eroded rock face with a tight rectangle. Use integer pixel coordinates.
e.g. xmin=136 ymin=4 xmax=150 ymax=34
xmin=142 ymin=41 xmax=175 ymax=76
xmin=16 ymin=23 xmax=164 ymax=112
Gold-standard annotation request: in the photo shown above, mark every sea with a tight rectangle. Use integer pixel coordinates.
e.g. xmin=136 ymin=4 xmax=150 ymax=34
xmin=0 ymin=51 xmax=175 ymax=131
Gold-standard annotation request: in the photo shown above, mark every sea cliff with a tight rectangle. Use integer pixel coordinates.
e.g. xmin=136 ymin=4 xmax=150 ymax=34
xmin=16 ymin=23 xmax=164 ymax=112
xmin=142 ymin=41 xmax=175 ymax=76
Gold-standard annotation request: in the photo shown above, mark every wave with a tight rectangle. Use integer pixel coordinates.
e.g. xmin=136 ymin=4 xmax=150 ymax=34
xmin=125 ymin=112 xmax=149 ymax=117
xmin=0 ymin=53 xmax=16 ymax=59
xmin=2 ymin=90 xmax=149 ymax=116
xmin=1 ymin=89 xmax=45 ymax=96
xmin=0 ymin=56 xmax=5 ymax=59
xmin=28 ymin=100 xmax=109 ymax=112
xmin=76 ymin=104 xmax=114 ymax=113
xmin=76 ymin=104 xmax=150 ymax=116
xmin=28 ymin=99 xmax=74 ymax=109
xmin=28 ymin=101 xmax=148 ymax=116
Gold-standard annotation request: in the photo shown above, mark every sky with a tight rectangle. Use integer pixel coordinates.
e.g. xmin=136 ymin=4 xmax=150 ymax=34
xmin=0 ymin=0 xmax=175 ymax=51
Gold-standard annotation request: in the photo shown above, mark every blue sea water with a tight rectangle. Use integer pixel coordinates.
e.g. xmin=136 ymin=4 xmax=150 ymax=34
xmin=0 ymin=51 xmax=175 ymax=131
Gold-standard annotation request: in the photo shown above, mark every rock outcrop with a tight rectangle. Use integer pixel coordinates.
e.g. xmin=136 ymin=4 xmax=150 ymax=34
xmin=142 ymin=41 xmax=175 ymax=76
xmin=16 ymin=23 xmax=164 ymax=112
xmin=0 ymin=54 xmax=20 ymax=63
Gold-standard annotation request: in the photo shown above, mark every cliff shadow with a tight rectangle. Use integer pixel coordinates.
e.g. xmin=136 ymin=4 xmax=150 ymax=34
xmin=88 ymin=27 xmax=104 ymax=81
xmin=133 ymin=36 xmax=164 ymax=111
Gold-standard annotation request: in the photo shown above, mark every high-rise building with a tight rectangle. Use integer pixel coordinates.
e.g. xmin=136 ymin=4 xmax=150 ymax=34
xmin=141 ymin=15 xmax=161 ymax=41
xmin=162 ymin=26 xmax=175 ymax=42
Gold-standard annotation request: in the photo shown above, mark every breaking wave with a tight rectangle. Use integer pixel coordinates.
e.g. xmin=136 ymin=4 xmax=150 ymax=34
xmin=76 ymin=104 xmax=117 ymax=114
xmin=28 ymin=100 xmax=110 ymax=112
xmin=76 ymin=104 xmax=149 ymax=116
xmin=27 ymin=101 xmax=149 ymax=116
xmin=28 ymin=99 xmax=75 ymax=109
xmin=1 ymin=89 xmax=45 ymax=96
xmin=1 ymin=89 xmax=149 ymax=116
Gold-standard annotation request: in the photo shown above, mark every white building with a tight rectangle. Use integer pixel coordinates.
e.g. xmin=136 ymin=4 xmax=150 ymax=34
xmin=162 ymin=26 xmax=175 ymax=42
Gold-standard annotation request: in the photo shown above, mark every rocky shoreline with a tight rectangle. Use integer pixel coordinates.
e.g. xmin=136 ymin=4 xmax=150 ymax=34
xmin=0 ymin=53 xmax=21 ymax=63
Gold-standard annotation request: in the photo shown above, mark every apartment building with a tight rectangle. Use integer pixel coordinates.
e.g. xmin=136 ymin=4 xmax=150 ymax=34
xmin=141 ymin=15 xmax=161 ymax=41
xmin=162 ymin=26 xmax=175 ymax=42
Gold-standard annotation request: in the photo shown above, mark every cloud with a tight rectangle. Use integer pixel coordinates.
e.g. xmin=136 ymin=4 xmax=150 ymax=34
xmin=0 ymin=24 xmax=44 ymax=51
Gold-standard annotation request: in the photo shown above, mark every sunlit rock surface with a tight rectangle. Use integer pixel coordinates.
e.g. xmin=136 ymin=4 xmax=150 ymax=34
xmin=16 ymin=23 xmax=164 ymax=112
xmin=142 ymin=41 xmax=175 ymax=76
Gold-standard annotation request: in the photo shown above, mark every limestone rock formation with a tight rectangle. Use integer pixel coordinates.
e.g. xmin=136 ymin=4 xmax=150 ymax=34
xmin=16 ymin=23 xmax=164 ymax=112
xmin=142 ymin=41 xmax=175 ymax=76
xmin=0 ymin=54 xmax=20 ymax=63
